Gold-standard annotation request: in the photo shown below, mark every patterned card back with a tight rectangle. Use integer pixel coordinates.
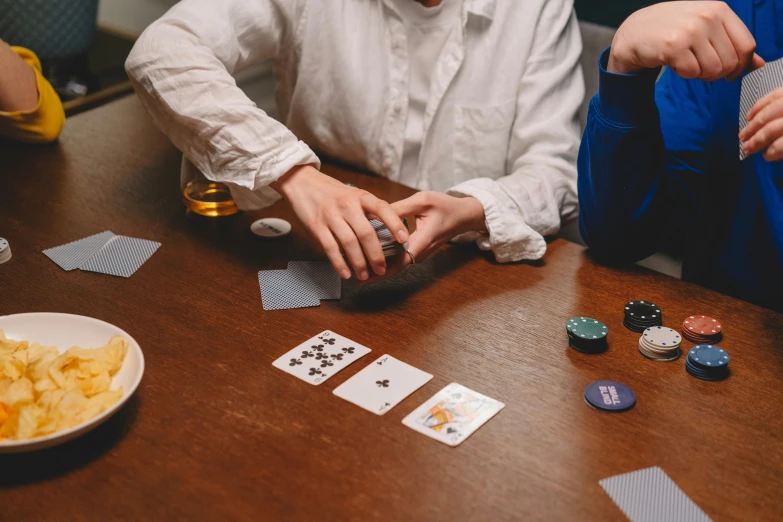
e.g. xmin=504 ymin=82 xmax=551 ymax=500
xmin=43 ymin=231 xmax=115 ymax=271
xmin=600 ymin=467 xmax=712 ymax=522
xmin=79 ymin=236 xmax=161 ymax=278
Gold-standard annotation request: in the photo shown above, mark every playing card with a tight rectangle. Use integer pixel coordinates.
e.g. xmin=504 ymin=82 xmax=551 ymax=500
xmin=740 ymin=58 xmax=783 ymax=160
xmin=287 ymin=261 xmax=341 ymax=300
xmin=402 ymin=383 xmax=504 ymax=447
xmin=600 ymin=467 xmax=712 ymax=522
xmin=79 ymin=235 xmax=161 ymax=278
xmin=272 ymin=330 xmax=371 ymax=385
xmin=258 ymin=269 xmax=321 ymax=311
xmin=43 ymin=230 xmax=115 ymax=271
xmin=333 ymin=355 xmax=433 ymax=415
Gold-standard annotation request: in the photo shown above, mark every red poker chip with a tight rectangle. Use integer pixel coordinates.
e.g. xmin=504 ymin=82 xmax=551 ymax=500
xmin=682 ymin=315 xmax=722 ymax=335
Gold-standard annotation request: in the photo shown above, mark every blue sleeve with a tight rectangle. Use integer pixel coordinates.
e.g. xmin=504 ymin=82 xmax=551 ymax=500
xmin=577 ymin=48 xmax=712 ymax=262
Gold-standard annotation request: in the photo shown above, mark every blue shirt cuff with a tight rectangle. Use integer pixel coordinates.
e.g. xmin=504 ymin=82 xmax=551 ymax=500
xmin=596 ymin=47 xmax=661 ymax=125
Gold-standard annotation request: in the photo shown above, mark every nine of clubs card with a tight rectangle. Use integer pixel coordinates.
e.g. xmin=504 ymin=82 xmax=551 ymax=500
xmin=272 ymin=330 xmax=371 ymax=385
xmin=333 ymin=355 xmax=433 ymax=415
xmin=402 ymin=383 xmax=504 ymax=447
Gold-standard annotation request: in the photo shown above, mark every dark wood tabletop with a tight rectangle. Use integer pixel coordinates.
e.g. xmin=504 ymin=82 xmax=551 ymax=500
xmin=1 ymin=95 xmax=782 ymax=522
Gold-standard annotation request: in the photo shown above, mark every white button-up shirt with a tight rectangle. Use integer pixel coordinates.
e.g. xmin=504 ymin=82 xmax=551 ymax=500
xmin=126 ymin=0 xmax=584 ymax=262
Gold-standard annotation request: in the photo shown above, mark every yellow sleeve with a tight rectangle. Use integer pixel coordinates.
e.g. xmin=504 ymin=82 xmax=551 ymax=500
xmin=0 ymin=47 xmax=65 ymax=143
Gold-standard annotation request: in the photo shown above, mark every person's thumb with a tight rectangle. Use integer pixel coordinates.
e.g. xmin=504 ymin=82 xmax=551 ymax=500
xmin=751 ymin=53 xmax=766 ymax=71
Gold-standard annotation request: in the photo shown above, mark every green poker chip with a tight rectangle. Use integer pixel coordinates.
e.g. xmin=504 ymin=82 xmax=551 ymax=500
xmin=566 ymin=317 xmax=608 ymax=339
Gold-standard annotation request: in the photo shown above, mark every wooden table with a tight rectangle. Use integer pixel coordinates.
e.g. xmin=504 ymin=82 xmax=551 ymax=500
xmin=1 ymin=95 xmax=782 ymax=522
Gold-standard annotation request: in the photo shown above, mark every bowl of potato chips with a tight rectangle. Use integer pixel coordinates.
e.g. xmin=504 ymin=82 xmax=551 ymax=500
xmin=0 ymin=313 xmax=144 ymax=453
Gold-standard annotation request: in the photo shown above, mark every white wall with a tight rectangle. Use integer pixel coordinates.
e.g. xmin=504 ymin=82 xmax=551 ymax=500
xmin=98 ymin=0 xmax=178 ymax=36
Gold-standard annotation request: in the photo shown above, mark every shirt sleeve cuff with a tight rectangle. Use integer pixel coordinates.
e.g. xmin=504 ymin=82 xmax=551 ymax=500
xmin=447 ymin=178 xmax=547 ymax=263
xmin=596 ymin=47 xmax=661 ymax=126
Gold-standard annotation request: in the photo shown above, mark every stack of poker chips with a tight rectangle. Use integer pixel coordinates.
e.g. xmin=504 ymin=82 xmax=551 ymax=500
xmin=566 ymin=317 xmax=609 ymax=354
xmin=369 ymin=219 xmax=407 ymax=258
xmin=686 ymin=344 xmax=730 ymax=381
xmin=638 ymin=326 xmax=682 ymax=361
xmin=0 ymin=238 xmax=11 ymax=264
xmin=623 ymin=301 xmax=663 ymax=332
xmin=681 ymin=315 xmax=723 ymax=344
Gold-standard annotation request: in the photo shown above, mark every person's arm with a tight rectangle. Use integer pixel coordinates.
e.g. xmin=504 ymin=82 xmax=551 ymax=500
xmin=126 ymin=0 xmax=408 ymax=280
xmin=0 ymin=42 xmax=65 ymax=143
xmin=0 ymin=40 xmax=37 ymax=112
xmin=446 ymin=0 xmax=584 ymax=262
xmin=578 ymin=1 xmax=761 ymax=262
xmin=125 ymin=0 xmax=316 ymax=197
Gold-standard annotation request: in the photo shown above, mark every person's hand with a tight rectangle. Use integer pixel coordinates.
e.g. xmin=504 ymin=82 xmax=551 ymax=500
xmin=272 ymin=165 xmax=408 ymax=280
xmin=608 ymin=1 xmax=764 ymax=81
xmin=364 ymin=192 xmax=485 ymax=282
xmin=740 ymin=87 xmax=783 ymax=161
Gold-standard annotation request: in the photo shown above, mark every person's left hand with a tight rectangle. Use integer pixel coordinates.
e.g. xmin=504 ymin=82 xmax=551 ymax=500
xmin=363 ymin=192 xmax=486 ymax=283
xmin=740 ymin=86 xmax=783 ymax=161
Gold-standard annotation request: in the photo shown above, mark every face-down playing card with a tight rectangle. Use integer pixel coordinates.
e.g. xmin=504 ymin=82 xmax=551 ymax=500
xmin=42 ymin=230 xmax=116 ymax=271
xmin=599 ymin=466 xmax=712 ymax=522
xmin=739 ymin=57 xmax=783 ymax=159
xmin=272 ymin=330 xmax=371 ymax=385
xmin=79 ymin=235 xmax=161 ymax=278
xmin=258 ymin=269 xmax=321 ymax=311
xmin=333 ymin=355 xmax=433 ymax=415
xmin=287 ymin=261 xmax=341 ymax=300
xmin=402 ymin=383 xmax=504 ymax=447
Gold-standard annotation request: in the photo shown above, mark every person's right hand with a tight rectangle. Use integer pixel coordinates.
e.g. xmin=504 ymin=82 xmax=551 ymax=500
xmin=608 ymin=1 xmax=765 ymax=82
xmin=271 ymin=165 xmax=408 ymax=281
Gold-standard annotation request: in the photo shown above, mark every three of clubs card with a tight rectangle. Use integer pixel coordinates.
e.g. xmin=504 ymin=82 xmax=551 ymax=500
xmin=272 ymin=330 xmax=371 ymax=385
xmin=402 ymin=383 xmax=505 ymax=447
xmin=333 ymin=355 xmax=433 ymax=415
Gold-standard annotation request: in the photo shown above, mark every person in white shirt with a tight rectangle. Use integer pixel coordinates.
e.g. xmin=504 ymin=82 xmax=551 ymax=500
xmin=126 ymin=0 xmax=584 ymax=282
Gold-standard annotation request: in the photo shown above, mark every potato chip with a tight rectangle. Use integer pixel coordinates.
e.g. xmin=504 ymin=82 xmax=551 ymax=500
xmin=0 ymin=331 xmax=127 ymax=442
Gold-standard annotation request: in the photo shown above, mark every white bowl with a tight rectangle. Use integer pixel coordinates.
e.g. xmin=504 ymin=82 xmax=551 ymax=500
xmin=0 ymin=313 xmax=144 ymax=453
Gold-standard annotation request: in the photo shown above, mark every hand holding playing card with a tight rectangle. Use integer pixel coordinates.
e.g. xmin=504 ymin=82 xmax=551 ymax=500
xmin=271 ymin=165 xmax=408 ymax=281
xmin=740 ymin=87 xmax=783 ymax=161
xmin=363 ymin=192 xmax=486 ymax=283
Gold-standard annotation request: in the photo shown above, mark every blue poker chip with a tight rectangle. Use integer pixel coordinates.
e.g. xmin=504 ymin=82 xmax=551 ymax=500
xmin=688 ymin=345 xmax=730 ymax=369
xmin=584 ymin=380 xmax=636 ymax=412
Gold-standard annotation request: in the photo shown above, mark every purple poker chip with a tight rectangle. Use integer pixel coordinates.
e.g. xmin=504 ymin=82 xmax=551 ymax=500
xmin=584 ymin=380 xmax=636 ymax=412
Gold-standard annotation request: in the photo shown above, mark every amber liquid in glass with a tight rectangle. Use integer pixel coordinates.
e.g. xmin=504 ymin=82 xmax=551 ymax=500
xmin=182 ymin=180 xmax=240 ymax=217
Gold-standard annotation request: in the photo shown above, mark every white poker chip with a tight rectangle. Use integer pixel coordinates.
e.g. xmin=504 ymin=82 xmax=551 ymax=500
xmin=641 ymin=326 xmax=681 ymax=349
xmin=250 ymin=218 xmax=292 ymax=238
xmin=0 ymin=238 xmax=11 ymax=264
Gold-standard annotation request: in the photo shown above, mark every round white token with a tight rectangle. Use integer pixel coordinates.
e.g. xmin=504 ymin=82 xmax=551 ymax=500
xmin=0 ymin=238 xmax=11 ymax=264
xmin=250 ymin=218 xmax=292 ymax=238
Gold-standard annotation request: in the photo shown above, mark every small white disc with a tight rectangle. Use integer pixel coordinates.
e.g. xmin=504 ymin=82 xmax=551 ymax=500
xmin=250 ymin=218 xmax=292 ymax=238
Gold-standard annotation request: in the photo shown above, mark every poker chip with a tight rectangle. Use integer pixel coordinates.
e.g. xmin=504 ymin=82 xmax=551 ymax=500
xmin=638 ymin=326 xmax=681 ymax=361
xmin=0 ymin=238 xmax=11 ymax=264
xmin=623 ymin=301 xmax=663 ymax=332
xmin=681 ymin=315 xmax=723 ymax=344
xmin=566 ymin=317 xmax=608 ymax=354
xmin=250 ymin=218 xmax=292 ymax=238
xmin=686 ymin=345 xmax=730 ymax=381
xmin=584 ymin=380 xmax=636 ymax=412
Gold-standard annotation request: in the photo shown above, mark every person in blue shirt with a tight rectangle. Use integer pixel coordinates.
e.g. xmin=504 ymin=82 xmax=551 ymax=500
xmin=578 ymin=0 xmax=783 ymax=311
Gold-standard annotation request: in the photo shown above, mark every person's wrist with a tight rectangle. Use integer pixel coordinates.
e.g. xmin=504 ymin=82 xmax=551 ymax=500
xmin=271 ymin=164 xmax=318 ymax=199
xmin=458 ymin=196 xmax=486 ymax=234
xmin=607 ymin=33 xmax=643 ymax=75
